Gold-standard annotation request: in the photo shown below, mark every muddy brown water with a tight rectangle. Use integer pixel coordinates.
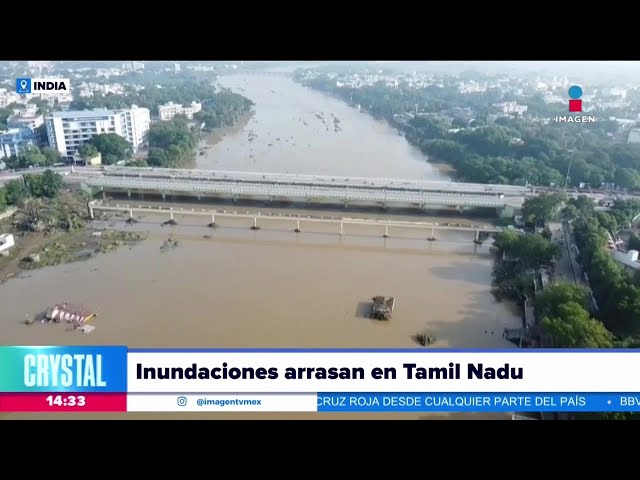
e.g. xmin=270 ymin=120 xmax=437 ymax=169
xmin=1 ymin=212 xmax=520 ymax=420
xmin=199 ymin=74 xmax=450 ymax=180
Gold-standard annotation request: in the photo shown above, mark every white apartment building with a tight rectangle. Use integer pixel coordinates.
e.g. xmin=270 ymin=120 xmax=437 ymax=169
xmin=158 ymin=101 xmax=202 ymax=121
xmin=45 ymin=105 xmax=150 ymax=158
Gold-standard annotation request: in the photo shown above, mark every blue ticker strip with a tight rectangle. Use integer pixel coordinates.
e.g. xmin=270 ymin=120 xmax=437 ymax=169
xmin=316 ymin=393 xmax=640 ymax=412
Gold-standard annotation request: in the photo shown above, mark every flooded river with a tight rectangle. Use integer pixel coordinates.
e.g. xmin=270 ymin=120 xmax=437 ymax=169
xmin=197 ymin=74 xmax=450 ymax=180
xmin=0 ymin=74 xmax=520 ymax=419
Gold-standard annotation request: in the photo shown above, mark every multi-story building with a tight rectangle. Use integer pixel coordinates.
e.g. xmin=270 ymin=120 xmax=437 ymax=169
xmin=45 ymin=105 xmax=150 ymax=158
xmin=158 ymin=101 xmax=202 ymax=121
xmin=0 ymin=128 xmax=37 ymax=159
xmin=8 ymin=110 xmax=44 ymax=132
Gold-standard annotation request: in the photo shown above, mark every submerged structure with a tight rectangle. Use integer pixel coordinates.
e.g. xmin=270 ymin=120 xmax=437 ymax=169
xmin=370 ymin=296 xmax=395 ymax=320
xmin=44 ymin=303 xmax=96 ymax=327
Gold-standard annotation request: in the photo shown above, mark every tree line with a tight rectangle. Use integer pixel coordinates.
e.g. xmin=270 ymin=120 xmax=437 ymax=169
xmin=492 ymin=193 xmax=640 ymax=348
xmin=298 ymin=75 xmax=640 ymax=189
xmin=0 ymin=170 xmax=63 ymax=211
xmin=69 ymin=81 xmax=254 ymax=129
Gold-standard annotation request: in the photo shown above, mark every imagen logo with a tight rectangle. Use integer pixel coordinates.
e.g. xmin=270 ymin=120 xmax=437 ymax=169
xmin=569 ymin=85 xmax=583 ymax=112
xmin=554 ymin=84 xmax=595 ymax=124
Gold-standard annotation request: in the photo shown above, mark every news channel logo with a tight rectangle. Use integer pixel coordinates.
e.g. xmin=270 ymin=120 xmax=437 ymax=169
xmin=176 ymin=396 xmax=188 ymax=407
xmin=568 ymin=85 xmax=583 ymax=112
xmin=554 ymin=85 xmax=595 ymax=123
xmin=16 ymin=77 xmax=70 ymax=94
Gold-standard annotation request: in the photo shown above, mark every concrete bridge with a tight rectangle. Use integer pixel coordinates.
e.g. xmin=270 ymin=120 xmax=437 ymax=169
xmin=81 ymin=166 xmax=527 ymax=214
xmin=88 ymin=201 xmax=506 ymax=241
xmin=1 ymin=165 xmax=534 ymax=213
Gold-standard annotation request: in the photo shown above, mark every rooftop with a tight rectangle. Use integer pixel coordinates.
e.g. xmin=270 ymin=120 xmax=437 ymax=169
xmin=613 ymin=250 xmax=640 ymax=270
xmin=48 ymin=109 xmax=116 ymax=119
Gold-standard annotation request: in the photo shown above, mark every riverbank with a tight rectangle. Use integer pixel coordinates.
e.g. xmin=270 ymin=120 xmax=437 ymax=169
xmin=195 ymin=112 xmax=254 ymax=161
xmin=0 ymin=194 xmax=147 ymax=285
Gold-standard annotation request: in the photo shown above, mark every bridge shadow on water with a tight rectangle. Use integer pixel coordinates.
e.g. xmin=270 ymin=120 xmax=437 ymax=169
xmin=104 ymin=193 xmax=498 ymax=220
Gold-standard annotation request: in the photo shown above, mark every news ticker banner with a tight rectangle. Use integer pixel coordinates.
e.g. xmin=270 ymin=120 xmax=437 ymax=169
xmin=2 ymin=346 xmax=640 ymax=413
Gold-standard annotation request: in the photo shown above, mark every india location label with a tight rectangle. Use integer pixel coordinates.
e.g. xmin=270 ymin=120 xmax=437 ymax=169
xmin=316 ymin=393 xmax=640 ymax=412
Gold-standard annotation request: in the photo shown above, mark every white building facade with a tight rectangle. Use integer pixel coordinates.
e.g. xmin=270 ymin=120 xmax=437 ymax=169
xmin=158 ymin=101 xmax=202 ymax=121
xmin=45 ymin=105 xmax=150 ymax=158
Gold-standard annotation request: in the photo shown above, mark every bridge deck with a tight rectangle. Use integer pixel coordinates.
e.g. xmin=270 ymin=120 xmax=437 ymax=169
xmin=100 ymin=166 xmax=531 ymax=196
xmin=86 ymin=177 xmax=510 ymax=207
xmin=90 ymin=203 xmax=504 ymax=232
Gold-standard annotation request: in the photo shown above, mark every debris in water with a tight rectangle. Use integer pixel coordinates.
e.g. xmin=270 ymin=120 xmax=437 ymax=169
xmin=160 ymin=238 xmax=179 ymax=252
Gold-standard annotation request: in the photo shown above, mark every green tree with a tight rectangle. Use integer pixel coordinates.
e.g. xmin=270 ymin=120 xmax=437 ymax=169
xmin=4 ymin=179 xmax=29 ymax=206
xmin=522 ymin=193 xmax=565 ymax=226
xmin=16 ymin=146 xmax=48 ymax=168
xmin=88 ymin=133 xmax=131 ymax=161
xmin=561 ymin=204 xmax=579 ymax=220
xmin=24 ymin=170 xmax=63 ymax=199
xmin=541 ymin=302 xmax=614 ymax=348
xmin=78 ymin=144 xmax=99 ymax=159
xmin=147 ymin=118 xmax=197 ymax=167
xmin=495 ymin=231 xmax=560 ymax=269
xmin=40 ymin=147 xmax=63 ymax=165
xmin=569 ymin=195 xmax=595 ymax=217
xmin=0 ymin=187 xmax=7 ymax=211
xmin=534 ymin=282 xmax=591 ymax=320
xmin=614 ymin=168 xmax=640 ymax=190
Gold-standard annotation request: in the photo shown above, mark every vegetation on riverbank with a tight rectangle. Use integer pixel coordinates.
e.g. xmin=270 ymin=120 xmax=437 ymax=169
xmin=70 ymin=80 xmax=254 ymax=124
xmin=0 ymin=171 xmax=146 ymax=281
xmin=68 ymin=80 xmax=254 ymax=168
xmin=492 ymin=192 xmax=640 ymax=348
xmin=296 ymin=72 xmax=640 ymax=189
xmin=0 ymin=170 xmax=63 ymax=212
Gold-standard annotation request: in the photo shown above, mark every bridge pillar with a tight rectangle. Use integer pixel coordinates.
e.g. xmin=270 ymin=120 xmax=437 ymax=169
xmin=474 ymin=230 xmax=482 ymax=244
xmin=87 ymin=203 xmax=94 ymax=220
xmin=428 ymin=227 xmax=436 ymax=241
xmin=127 ymin=190 xmax=131 ymax=199
xmin=251 ymin=217 xmax=260 ymax=230
xmin=162 ymin=192 xmax=166 ymax=201
xmin=129 ymin=209 xmax=133 ymax=219
xmin=170 ymin=211 xmax=174 ymax=221
xmin=208 ymin=214 xmax=216 ymax=228
xmin=383 ymin=225 xmax=389 ymax=238
xmin=339 ymin=222 xmax=344 ymax=235
xmin=101 ymin=190 xmax=106 ymax=200
xmin=295 ymin=219 xmax=301 ymax=233
xmin=498 ymin=206 xmax=514 ymax=218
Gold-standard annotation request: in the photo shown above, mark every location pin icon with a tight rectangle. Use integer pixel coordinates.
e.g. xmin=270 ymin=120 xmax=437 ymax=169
xmin=20 ymin=80 xmax=27 ymax=90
